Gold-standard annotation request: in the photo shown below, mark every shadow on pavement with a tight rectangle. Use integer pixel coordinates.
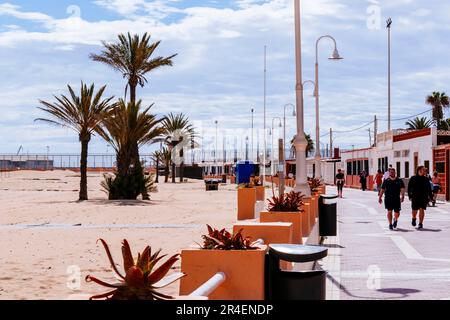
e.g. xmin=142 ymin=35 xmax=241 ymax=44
xmin=327 ymin=274 xmax=421 ymax=300
xmin=418 ymin=228 xmax=442 ymax=232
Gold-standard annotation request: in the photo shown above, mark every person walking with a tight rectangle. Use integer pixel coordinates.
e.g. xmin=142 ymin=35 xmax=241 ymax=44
xmin=360 ymin=171 xmax=368 ymax=191
xmin=383 ymin=165 xmax=393 ymax=182
xmin=431 ymin=171 xmax=441 ymax=207
xmin=336 ymin=169 xmax=345 ymax=198
xmin=374 ymin=169 xmax=384 ymax=193
xmin=379 ymin=168 xmax=405 ymax=230
xmin=408 ymin=166 xmax=433 ymax=230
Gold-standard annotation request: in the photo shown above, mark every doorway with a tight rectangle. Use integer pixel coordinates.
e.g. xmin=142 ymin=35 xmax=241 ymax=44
xmin=414 ymin=153 xmax=419 ymax=174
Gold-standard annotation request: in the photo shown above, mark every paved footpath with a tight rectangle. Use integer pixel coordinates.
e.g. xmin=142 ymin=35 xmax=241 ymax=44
xmin=320 ymin=186 xmax=450 ymax=300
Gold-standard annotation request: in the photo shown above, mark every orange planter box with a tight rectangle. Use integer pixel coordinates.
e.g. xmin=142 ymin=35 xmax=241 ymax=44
xmin=179 ymin=247 xmax=267 ymax=300
xmin=233 ymin=222 xmax=293 ymax=245
xmin=255 ymin=186 xmax=266 ymax=202
xmin=260 ymin=211 xmax=303 ymax=244
xmin=237 ymin=187 xmax=256 ymax=220
xmin=301 ymin=204 xmax=311 ymax=237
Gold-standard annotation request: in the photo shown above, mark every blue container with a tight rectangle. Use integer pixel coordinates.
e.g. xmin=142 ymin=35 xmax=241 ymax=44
xmin=236 ymin=161 xmax=255 ymax=185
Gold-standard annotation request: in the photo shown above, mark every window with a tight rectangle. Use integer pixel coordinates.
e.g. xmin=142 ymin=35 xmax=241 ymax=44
xmin=394 ymin=151 xmax=401 ymax=158
xmin=402 ymin=150 xmax=410 ymax=157
xmin=353 ymin=161 xmax=357 ymax=176
xmin=396 ymin=162 xmax=401 ymax=178
xmin=378 ymin=158 xmax=382 ymax=171
xmin=424 ymin=161 xmax=430 ymax=171
xmin=365 ymin=160 xmax=369 ymax=173
xmin=405 ymin=162 xmax=410 ymax=178
xmin=347 ymin=162 xmax=352 ymax=175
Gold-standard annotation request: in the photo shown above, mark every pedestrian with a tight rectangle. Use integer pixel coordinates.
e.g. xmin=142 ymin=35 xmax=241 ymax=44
xmin=431 ymin=171 xmax=441 ymax=207
xmin=408 ymin=166 xmax=433 ymax=230
xmin=374 ymin=169 xmax=384 ymax=193
xmin=379 ymin=168 xmax=405 ymax=230
xmin=360 ymin=171 xmax=368 ymax=191
xmin=336 ymin=169 xmax=345 ymax=198
xmin=383 ymin=165 xmax=393 ymax=181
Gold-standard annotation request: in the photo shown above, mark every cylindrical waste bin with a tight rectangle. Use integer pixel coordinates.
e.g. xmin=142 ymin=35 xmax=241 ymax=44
xmin=266 ymin=244 xmax=328 ymax=300
xmin=319 ymin=194 xmax=338 ymax=237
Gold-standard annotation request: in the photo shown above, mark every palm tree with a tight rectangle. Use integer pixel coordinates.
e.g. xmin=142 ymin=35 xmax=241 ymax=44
xmin=290 ymin=134 xmax=315 ymax=158
xmin=98 ymin=99 xmax=164 ymax=200
xmin=36 ymin=83 xmax=113 ymax=201
xmin=90 ymin=33 xmax=177 ymax=185
xmin=405 ymin=117 xmax=433 ymax=130
xmin=152 ymin=147 xmax=171 ymax=183
xmin=90 ymin=32 xmax=177 ymax=105
xmin=161 ymin=113 xmax=195 ymax=183
xmin=426 ymin=92 xmax=450 ymax=128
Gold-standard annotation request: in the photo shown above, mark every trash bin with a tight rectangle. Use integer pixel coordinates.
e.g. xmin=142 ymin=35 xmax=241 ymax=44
xmin=205 ymin=179 xmax=219 ymax=191
xmin=236 ymin=161 xmax=256 ymax=185
xmin=319 ymin=194 xmax=338 ymax=237
xmin=266 ymin=244 xmax=328 ymax=300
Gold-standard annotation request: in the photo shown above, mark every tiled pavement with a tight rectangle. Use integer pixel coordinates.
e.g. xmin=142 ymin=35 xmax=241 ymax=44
xmin=320 ymin=187 xmax=450 ymax=300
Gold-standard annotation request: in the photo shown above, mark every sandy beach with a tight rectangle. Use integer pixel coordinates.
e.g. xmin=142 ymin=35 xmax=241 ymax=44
xmin=0 ymin=170 xmax=244 ymax=300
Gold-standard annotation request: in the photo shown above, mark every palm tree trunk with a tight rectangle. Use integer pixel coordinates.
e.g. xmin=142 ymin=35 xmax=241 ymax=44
xmin=79 ymin=139 xmax=89 ymax=201
xmin=155 ymin=158 xmax=159 ymax=183
xmin=130 ymin=83 xmax=137 ymax=104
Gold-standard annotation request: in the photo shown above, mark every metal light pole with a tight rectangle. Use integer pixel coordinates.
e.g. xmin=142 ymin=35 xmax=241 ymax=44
xmin=251 ymin=108 xmax=254 ymax=162
xmin=387 ymin=18 xmax=392 ymax=132
xmin=293 ymin=0 xmax=310 ymax=196
xmin=263 ymin=46 xmax=267 ymax=183
xmin=283 ymin=103 xmax=296 ymax=160
xmin=214 ymin=120 xmax=218 ymax=163
xmin=271 ymin=117 xmax=282 ymax=176
xmin=315 ymin=35 xmax=343 ymax=178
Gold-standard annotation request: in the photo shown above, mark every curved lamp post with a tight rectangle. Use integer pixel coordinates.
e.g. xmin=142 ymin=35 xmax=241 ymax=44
xmin=314 ymin=35 xmax=343 ymax=177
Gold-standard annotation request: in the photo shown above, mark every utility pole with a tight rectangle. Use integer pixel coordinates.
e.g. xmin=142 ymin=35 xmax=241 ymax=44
xmin=263 ymin=45 xmax=267 ymax=183
xmin=387 ymin=18 xmax=392 ymax=132
xmin=368 ymin=128 xmax=372 ymax=147
xmin=374 ymin=115 xmax=378 ymax=147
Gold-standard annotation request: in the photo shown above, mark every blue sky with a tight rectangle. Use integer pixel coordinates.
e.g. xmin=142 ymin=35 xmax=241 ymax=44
xmin=0 ymin=0 xmax=449 ymax=155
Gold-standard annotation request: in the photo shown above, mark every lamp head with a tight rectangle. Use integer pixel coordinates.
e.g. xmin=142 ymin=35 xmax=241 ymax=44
xmin=329 ymin=48 xmax=343 ymax=60
xmin=292 ymin=109 xmax=297 ymax=117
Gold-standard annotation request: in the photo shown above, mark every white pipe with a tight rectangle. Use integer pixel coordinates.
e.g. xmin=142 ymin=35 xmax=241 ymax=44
xmin=189 ymin=272 xmax=226 ymax=297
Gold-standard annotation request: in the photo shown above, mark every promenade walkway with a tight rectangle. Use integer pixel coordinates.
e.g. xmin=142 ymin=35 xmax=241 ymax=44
xmin=321 ymin=187 xmax=450 ymax=300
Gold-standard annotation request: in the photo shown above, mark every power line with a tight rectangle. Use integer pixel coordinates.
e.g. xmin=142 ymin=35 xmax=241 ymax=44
xmin=378 ymin=109 xmax=432 ymax=122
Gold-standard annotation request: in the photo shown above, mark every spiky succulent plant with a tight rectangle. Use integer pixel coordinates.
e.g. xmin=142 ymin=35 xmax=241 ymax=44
xmin=86 ymin=239 xmax=185 ymax=300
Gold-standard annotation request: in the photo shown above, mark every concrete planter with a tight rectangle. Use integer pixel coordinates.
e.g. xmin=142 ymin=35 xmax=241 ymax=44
xmin=179 ymin=247 xmax=267 ymax=300
xmin=237 ymin=187 xmax=256 ymax=220
xmin=260 ymin=211 xmax=304 ymax=244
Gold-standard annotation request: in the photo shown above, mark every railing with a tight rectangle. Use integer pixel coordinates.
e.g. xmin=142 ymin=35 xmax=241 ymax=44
xmin=188 ymin=239 xmax=265 ymax=298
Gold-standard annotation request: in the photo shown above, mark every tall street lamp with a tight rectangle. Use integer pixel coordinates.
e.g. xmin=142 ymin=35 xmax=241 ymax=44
xmin=270 ymin=117 xmax=282 ymax=176
xmin=293 ymin=0 xmax=310 ymax=196
xmin=251 ymin=108 xmax=254 ymax=162
xmin=214 ymin=120 xmax=218 ymax=163
xmin=314 ymin=34 xmax=343 ymax=177
xmin=387 ymin=18 xmax=392 ymax=132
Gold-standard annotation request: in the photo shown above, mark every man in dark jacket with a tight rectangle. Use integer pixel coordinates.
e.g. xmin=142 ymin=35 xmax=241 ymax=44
xmin=408 ymin=166 xmax=433 ymax=230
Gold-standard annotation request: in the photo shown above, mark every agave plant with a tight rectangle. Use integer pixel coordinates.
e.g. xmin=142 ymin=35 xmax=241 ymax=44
xmin=201 ymin=225 xmax=257 ymax=251
xmin=308 ymin=177 xmax=324 ymax=193
xmin=268 ymin=191 xmax=305 ymax=212
xmin=86 ymin=239 xmax=185 ymax=300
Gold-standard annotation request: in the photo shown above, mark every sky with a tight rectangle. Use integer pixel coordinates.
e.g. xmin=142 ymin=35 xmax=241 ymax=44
xmin=0 ymin=0 xmax=449 ymax=155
